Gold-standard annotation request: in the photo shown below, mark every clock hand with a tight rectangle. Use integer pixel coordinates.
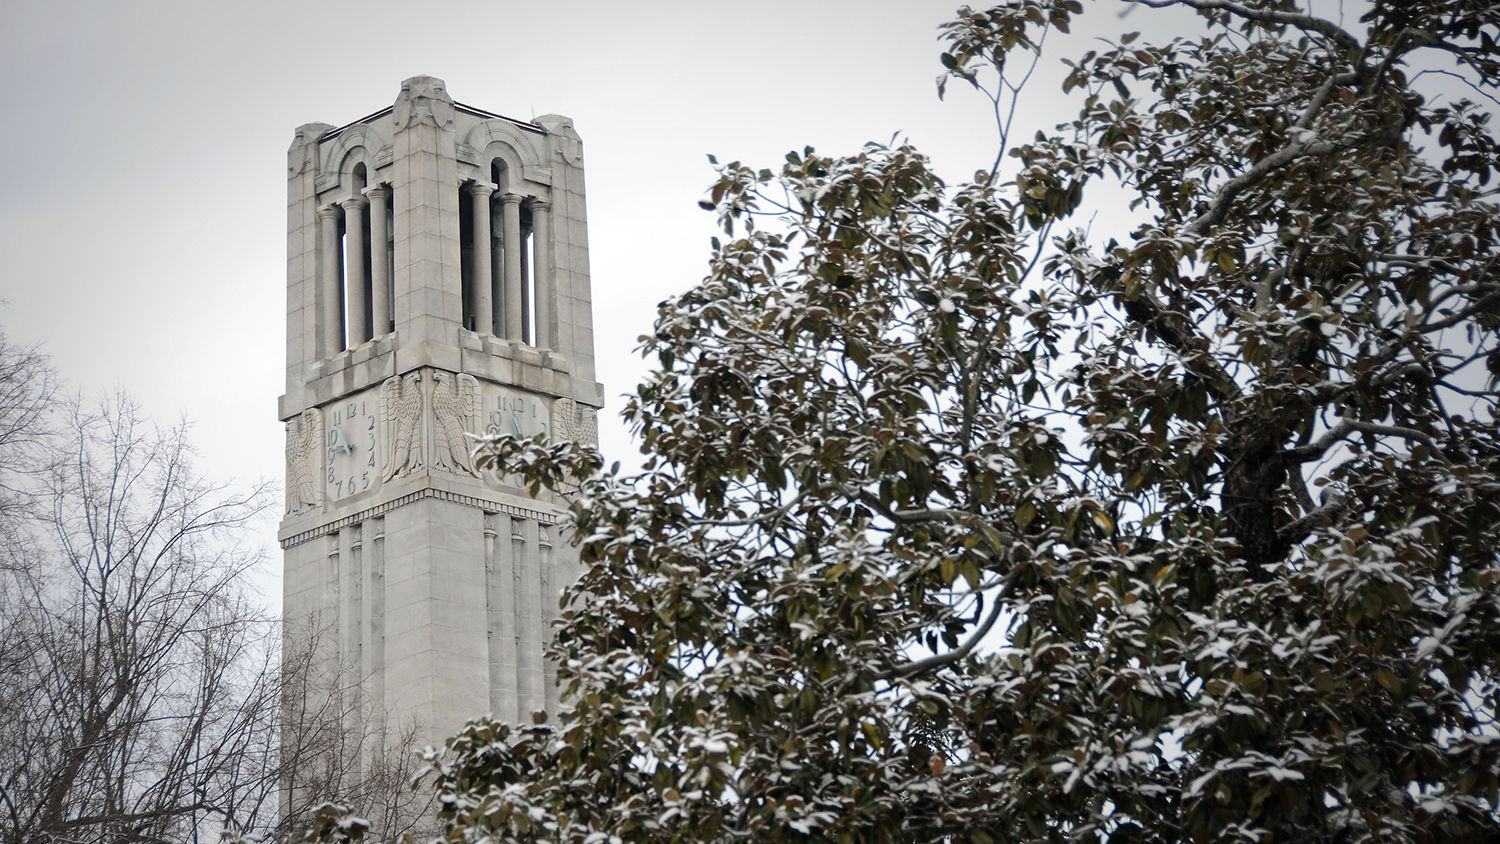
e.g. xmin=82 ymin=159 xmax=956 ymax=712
xmin=329 ymin=426 xmax=354 ymax=455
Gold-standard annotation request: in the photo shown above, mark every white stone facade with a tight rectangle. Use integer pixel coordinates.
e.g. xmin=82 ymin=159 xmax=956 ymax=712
xmin=278 ymin=77 xmax=601 ymax=771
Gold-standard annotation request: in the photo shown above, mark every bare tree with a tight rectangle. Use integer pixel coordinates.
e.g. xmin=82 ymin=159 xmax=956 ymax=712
xmin=274 ymin=613 xmax=430 ymax=842
xmin=0 ymin=329 xmax=55 ymax=550
xmin=0 ymin=391 xmax=281 ymax=843
xmin=0 ymin=325 xmax=431 ymax=842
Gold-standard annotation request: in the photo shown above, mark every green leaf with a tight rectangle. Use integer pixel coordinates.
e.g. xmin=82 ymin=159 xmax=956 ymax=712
xmin=1015 ymin=502 xmax=1036 ymax=529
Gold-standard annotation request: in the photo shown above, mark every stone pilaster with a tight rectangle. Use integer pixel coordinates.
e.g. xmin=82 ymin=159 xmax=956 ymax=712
xmin=392 ymin=76 xmax=462 ymax=357
xmin=288 ymin=122 xmax=335 ymax=390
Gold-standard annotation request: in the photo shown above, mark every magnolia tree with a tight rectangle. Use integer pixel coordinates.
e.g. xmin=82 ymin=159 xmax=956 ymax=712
xmin=409 ymin=2 xmax=1500 ymax=843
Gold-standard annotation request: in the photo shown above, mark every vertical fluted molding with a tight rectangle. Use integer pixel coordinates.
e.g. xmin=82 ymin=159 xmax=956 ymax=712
xmin=365 ymin=517 xmax=386 ymax=751
xmin=488 ymin=513 xmax=519 ymax=722
xmin=500 ymin=193 xmax=524 ymax=341
xmin=318 ymin=206 xmax=344 ymax=357
xmin=342 ymin=523 xmax=364 ymax=786
xmin=539 ymin=524 xmax=558 ymax=722
xmin=512 ymin=518 xmax=534 ymax=721
xmin=364 ymin=184 xmax=391 ymax=337
xmin=470 ymin=182 xmax=496 ymax=336
xmin=342 ymin=196 xmax=370 ymax=346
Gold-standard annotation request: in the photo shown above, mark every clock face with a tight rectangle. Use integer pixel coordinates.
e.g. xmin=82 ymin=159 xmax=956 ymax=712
xmin=325 ymin=393 xmax=380 ymax=501
xmin=481 ymin=385 xmax=552 ymax=489
xmin=485 ymin=387 xmax=550 ymax=440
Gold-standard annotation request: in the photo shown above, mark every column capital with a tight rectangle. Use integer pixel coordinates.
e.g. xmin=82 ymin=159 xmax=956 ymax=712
xmin=498 ymin=192 xmax=525 ymax=207
xmin=362 ymin=183 xmax=391 ymax=200
xmin=526 ymin=196 xmax=551 ymax=212
xmin=468 ymin=179 xmax=496 ymax=198
xmin=317 ymin=205 xmax=343 ymax=221
xmin=340 ymin=195 xmax=369 ymax=212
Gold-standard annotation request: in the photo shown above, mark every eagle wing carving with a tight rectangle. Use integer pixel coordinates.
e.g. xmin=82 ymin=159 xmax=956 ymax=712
xmin=382 ymin=371 xmax=424 ymax=481
xmin=550 ymin=398 xmax=599 ymax=447
xmin=431 ymin=371 xmax=478 ymax=477
xmin=285 ymin=408 xmax=322 ymax=514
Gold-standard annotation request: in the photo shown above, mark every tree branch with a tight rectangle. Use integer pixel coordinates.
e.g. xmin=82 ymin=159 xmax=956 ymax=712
xmin=882 ymin=592 xmax=1006 ymax=681
xmin=1289 ymin=417 xmax=1438 ymax=464
xmin=1133 ymin=0 xmax=1362 ymax=54
xmin=1277 ymin=489 xmax=1347 ymax=545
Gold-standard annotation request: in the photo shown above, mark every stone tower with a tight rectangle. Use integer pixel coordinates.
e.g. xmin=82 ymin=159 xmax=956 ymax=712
xmin=278 ymin=77 xmax=600 ymax=782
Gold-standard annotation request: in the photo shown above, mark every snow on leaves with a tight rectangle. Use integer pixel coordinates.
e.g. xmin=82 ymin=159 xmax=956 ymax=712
xmin=395 ymin=3 xmax=1500 ymax=844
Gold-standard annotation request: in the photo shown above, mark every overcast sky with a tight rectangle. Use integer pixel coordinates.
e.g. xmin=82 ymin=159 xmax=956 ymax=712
xmin=0 ymin=0 xmax=1207 ymax=594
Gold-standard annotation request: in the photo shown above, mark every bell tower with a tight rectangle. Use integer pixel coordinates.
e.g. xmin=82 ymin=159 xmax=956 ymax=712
xmin=278 ymin=76 xmax=600 ymax=785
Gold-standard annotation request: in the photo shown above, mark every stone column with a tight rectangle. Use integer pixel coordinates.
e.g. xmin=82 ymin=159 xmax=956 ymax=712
xmin=490 ymin=202 xmax=504 ymax=337
xmin=528 ymin=198 xmax=552 ymax=350
xmin=318 ymin=205 xmax=344 ymax=356
xmin=500 ymin=193 xmax=524 ymax=341
xmin=341 ymin=196 xmax=370 ymax=346
xmin=364 ymin=184 xmax=391 ymax=337
xmin=469 ymin=181 xmax=496 ymax=335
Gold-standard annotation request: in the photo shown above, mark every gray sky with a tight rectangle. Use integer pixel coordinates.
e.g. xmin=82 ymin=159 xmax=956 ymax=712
xmin=0 ymin=0 xmax=1183 ymax=593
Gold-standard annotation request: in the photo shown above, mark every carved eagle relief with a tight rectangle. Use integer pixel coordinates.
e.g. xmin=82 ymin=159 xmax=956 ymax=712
xmin=431 ymin=371 xmax=480 ymax=477
xmin=550 ymin=397 xmax=599 ymax=447
xmin=548 ymin=398 xmax=599 ymax=500
xmin=285 ymin=407 xmax=322 ymax=515
xmin=382 ymin=371 xmax=424 ymax=481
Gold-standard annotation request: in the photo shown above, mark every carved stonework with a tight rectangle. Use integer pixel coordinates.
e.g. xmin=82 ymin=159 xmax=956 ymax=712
xmin=550 ymin=397 xmax=599 ymax=446
xmin=536 ymin=114 xmax=582 ymax=165
xmin=431 ymin=371 xmax=479 ymax=478
xmin=382 ymin=371 xmax=424 ymax=481
xmin=285 ymin=408 xmax=323 ymax=515
xmin=393 ymin=76 xmax=454 ymax=130
xmin=288 ymin=122 xmax=333 ymax=176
